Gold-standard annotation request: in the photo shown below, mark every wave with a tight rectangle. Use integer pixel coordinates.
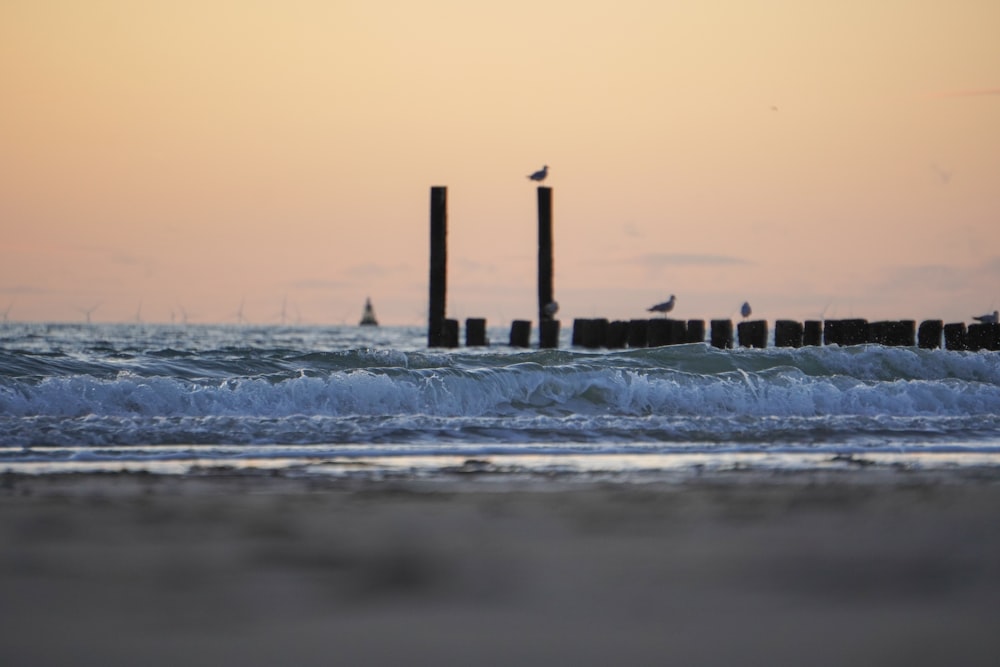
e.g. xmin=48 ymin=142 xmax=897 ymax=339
xmin=3 ymin=326 xmax=1000 ymax=450
xmin=3 ymin=345 xmax=1000 ymax=420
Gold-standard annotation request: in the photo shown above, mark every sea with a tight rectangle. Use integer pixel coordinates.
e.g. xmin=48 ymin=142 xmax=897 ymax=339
xmin=3 ymin=322 xmax=1000 ymax=478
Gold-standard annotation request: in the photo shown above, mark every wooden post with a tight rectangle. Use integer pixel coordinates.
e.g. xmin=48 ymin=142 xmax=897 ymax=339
xmin=774 ymin=320 xmax=803 ymax=348
xmin=607 ymin=321 xmax=629 ymax=348
xmin=509 ymin=320 xmax=532 ymax=347
xmin=803 ymin=320 xmax=822 ymax=346
xmin=573 ymin=318 xmax=607 ymax=348
xmin=686 ymin=320 xmax=705 ymax=344
xmin=466 ymin=318 xmax=487 ymax=346
xmin=943 ymin=323 xmax=967 ymax=351
xmin=967 ymin=323 xmax=1000 ymax=351
xmin=823 ymin=320 xmax=842 ymax=346
xmin=444 ymin=319 xmax=459 ymax=348
xmin=737 ymin=320 xmax=767 ymax=348
xmin=647 ymin=319 xmax=669 ymax=347
xmin=917 ymin=320 xmax=943 ymax=349
xmin=583 ymin=318 xmax=609 ymax=348
xmin=896 ymin=320 xmax=916 ymax=346
xmin=540 ymin=320 xmax=561 ymax=349
xmin=537 ymin=186 xmax=556 ymax=347
xmin=627 ymin=319 xmax=648 ymax=347
xmin=825 ymin=319 xmax=868 ymax=346
xmin=869 ymin=321 xmax=913 ymax=346
xmin=571 ymin=318 xmax=586 ymax=346
xmin=710 ymin=319 xmax=733 ymax=349
xmin=844 ymin=319 xmax=869 ymax=346
xmin=427 ymin=186 xmax=447 ymax=347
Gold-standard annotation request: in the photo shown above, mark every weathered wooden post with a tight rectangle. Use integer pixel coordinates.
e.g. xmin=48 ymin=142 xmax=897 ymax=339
xmin=968 ymin=323 xmax=1000 ymax=351
xmin=510 ymin=320 xmax=532 ymax=347
xmin=943 ymin=323 xmax=967 ymax=350
xmin=737 ymin=320 xmax=768 ymax=348
xmin=571 ymin=318 xmax=586 ymax=346
xmin=686 ymin=320 xmax=705 ymax=344
xmin=607 ymin=321 xmax=629 ymax=348
xmin=823 ymin=320 xmax=842 ymax=346
xmin=710 ymin=319 xmax=733 ymax=349
xmin=540 ymin=320 xmax=560 ymax=349
xmin=803 ymin=320 xmax=822 ymax=346
xmin=896 ymin=320 xmax=916 ymax=346
xmin=825 ymin=319 xmax=868 ymax=346
xmin=466 ymin=318 xmax=487 ymax=346
xmin=774 ymin=320 xmax=803 ymax=348
xmin=844 ymin=319 xmax=870 ymax=346
xmin=647 ymin=319 xmax=669 ymax=347
xmin=443 ymin=318 xmax=459 ymax=347
xmin=627 ymin=319 xmax=648 ymax=347
xmin=869 ymin=320 xmax=913 ymax=346
xmin=918 ymin=320 xmax=943 ymax=349
xmin=648 ymin=319 xmax=686 ymax=346
xmin=537 ymin=186 xmax=558 ymax=348
xmin=583 ymin=318 xmax=609 ymax=348
xmin=428 ymin=186 xmax=448 ymax=347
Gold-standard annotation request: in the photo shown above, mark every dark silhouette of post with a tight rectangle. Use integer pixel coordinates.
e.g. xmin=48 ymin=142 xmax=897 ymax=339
xmin=510 ymin=320 xmax=532 ymax=347
xmin=711 ymin=320 xmax=733 ymax=349
xmin=943 ymin=322 xmax=967 ymax=350
xmin=803 ymin=320 xmax=822 ymax=346
xmin=627 ymin=319 xmax=648 ymax=347
xmin=737 ymin=320 xmax=768 ymax=348
xmin=537 ymin=187 xmax=557 ymax=347
xmin=444 ymin=318 xmax=459 ymax=348
xmin=466 ymin=318 xmax=487 ymax=346
xmin=540 ymin=320 xmax=560 ymax=348
xmin=607 ymin=321 xmax=629 ymax=348
xmin=428 ymin=187 xmax=448 ymax=347
xmin=918 ymin=320 xmax=943 ymax=349
xmin=774 ymin=320 xmax=803 ymax=348
xmin=686 ymin=320 xmax=705 ymax=344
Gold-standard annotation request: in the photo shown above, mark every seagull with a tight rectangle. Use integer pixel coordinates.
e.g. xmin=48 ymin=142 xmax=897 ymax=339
xmin=528 ymin=165 xmax=548 ymax=183
xmin=972 ymin=310 xmax=999 ymax=324
xmin=741 ymin=301 xmax=752 ymax=319
xmin=542 ymin=301 xmax=559 ymax=318
xmin=647 ymin=295 xmax=676 ymax=315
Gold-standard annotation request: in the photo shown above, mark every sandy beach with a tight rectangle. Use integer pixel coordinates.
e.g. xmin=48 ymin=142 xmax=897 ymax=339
xmin=2 ymin=466 xmax=999 ymax=666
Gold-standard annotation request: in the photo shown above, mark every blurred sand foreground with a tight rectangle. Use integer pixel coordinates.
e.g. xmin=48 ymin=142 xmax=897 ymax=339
xmin=2 ymin=467 xmax=999 ymax=666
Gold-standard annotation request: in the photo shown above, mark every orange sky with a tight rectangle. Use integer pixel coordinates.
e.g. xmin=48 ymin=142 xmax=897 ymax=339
xmin=2 ymin=0 xmax=998 ymax=325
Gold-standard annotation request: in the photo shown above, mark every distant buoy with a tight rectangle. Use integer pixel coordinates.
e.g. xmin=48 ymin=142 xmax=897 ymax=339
xmin=359 ymin=297 xmax=378 ymax=326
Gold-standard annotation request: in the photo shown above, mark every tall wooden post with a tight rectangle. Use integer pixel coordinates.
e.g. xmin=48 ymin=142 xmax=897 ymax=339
xmin=537 ymin=186 xmax=556 ymax=347
xmin=428 ymin=186 xmax=447 ymax=347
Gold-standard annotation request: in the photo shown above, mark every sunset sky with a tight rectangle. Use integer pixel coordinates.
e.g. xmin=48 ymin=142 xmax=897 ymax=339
xmin=2 ymin=0 xmax=998 ymax=326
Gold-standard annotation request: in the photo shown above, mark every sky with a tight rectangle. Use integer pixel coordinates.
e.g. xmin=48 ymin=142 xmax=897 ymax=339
xmin=2 ymin=0 xmax=998 ymax=326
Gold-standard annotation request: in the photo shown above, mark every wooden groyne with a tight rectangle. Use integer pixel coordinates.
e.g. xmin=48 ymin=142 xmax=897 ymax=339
xmin=426 ymin=186 xmax=997 ymax=352
xmin=423 ymin=315 xmax=1000 ymax=351
xmin=566 ymin=317 xmax=1000 ymax=351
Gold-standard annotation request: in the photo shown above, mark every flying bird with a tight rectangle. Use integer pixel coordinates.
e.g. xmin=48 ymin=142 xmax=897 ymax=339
xmin=647 ymin=295 xmax=676 ymax=315
xmin=528 ymin=165 xmax=548 ymax=182
xmin=741 ymin=301 xmax=752 ymax=319
xmin=972 ymin=310 xmax=999 ymax=324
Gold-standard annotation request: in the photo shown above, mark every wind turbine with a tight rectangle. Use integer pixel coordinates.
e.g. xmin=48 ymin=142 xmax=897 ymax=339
xmin=78 ymin=303 xmax=101 ymax=324
xmin=234 ymin=298 xmax=247 ymax=325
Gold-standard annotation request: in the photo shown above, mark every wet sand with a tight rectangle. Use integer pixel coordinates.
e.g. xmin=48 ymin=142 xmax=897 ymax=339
xmin=2 ymin=467 xmax=1000 ymax=666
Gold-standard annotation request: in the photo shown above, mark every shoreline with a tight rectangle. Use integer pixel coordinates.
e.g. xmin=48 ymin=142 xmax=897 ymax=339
xmin=3 ymin=466 xmax=1000 ymax=666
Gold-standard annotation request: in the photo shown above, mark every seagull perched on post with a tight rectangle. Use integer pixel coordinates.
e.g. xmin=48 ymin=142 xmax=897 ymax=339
xmin=528 ymin=165 xmax=548 ymax=183
xmin=741 ymin=301 xmax=752 ymax=319
xmin=972 ymin=310 xmax=999 ymax=324
xmin=647 ymin=295 xmax=676 ymax=315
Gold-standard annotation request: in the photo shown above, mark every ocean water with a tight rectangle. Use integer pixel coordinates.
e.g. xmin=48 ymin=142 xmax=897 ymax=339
xmin=2 ymin=322 xmax=1000 ymax=477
